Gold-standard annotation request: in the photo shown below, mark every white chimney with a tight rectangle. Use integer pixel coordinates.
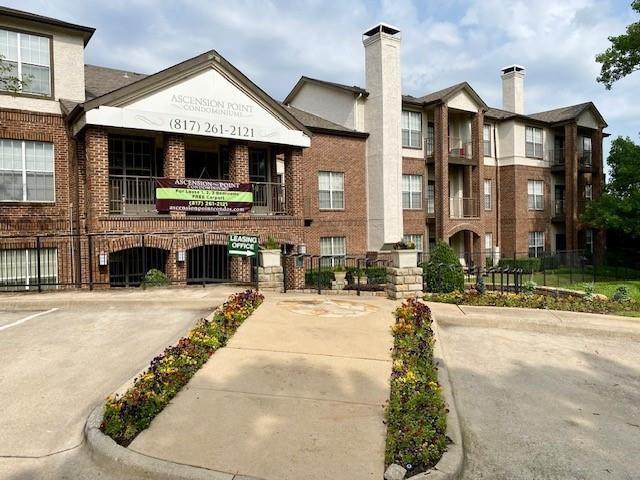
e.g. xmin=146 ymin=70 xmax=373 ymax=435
xmin=363 ymin=23 xmax=403 ymax=250
xmin=501 ymin=64 xmax=525 ymax=114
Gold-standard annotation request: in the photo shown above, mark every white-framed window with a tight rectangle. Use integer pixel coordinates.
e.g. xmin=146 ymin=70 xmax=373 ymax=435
xmin=402 ymin=110 xmax=422 ymax=148
xmin=584 ymin=183 xmax=593 ymax=201
xmin=425 ymin=123 xmax=435 ymax=157
xmin=582 ymin=136 xmax=592 ymax=153
xmin=584 ymin=229 xmax=593 ymax=254
xmin=483 ymin=124 xmax=492 ymax=157
xmin=318 ymin=171 xmax=344 ymax=209
xmin=426 ymin=182 xmax=435 ymax=214
xmin=525 ymin=126 xmax=543 ymax=158
xmin=403 ymin=234 xmax=423 ymax=252
xmin=0 ymin=29 xmax=51 ymax=96
xmin=528 ymin=231 xmax=545 ymax=258
xmin=527 ymin=179 xmax=544 ymax=210
xmin=402 ymin=174 xmax=422 ymax=209
xmin=320 ymin=236 xmax=346 ymax=268
xmin=485 ymin=232 xmax=493 ymax=258
xmin=0 ymin=139 xmax=54 ymax=202
xmin=0 ymin=248 xmax=57 ymax=290
xmin=484 ymin=179 xmax=492 ymax=210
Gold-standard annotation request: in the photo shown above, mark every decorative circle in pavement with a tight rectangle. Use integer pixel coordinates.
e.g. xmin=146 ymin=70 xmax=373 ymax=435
xmin=277 ymin=299 xmax=378 ymax=317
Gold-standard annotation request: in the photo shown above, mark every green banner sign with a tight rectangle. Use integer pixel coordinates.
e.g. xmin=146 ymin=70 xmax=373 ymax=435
xmin=228 ymin=234 xmax=259 ymax=257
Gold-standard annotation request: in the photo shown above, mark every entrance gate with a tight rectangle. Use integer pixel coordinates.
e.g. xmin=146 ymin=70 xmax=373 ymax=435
xmin=187 ymin=245 xmax=230 ymax=284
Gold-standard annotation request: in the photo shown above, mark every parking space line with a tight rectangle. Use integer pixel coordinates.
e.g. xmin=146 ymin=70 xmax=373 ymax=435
xmin=0 ymin=308 xmax=58 ymax=332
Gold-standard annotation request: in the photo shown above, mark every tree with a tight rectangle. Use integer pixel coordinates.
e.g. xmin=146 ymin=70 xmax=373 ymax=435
xmin=596 ymin=1 xmax=640 ymax=89
xmin=0 ymin=55 xmax=28 ymax=93
xmin=581 ymin=136 xmax=640 ymax=236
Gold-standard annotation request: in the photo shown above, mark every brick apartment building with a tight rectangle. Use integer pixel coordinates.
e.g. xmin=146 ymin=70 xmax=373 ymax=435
xmin=0 ymin=9 xmax=606 ymax=289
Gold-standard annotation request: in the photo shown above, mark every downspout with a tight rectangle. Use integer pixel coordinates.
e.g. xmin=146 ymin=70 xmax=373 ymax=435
xmin=493 ymin=123 xmax=500 ymax=254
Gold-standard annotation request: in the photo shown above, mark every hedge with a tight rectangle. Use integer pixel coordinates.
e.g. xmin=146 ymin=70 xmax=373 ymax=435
xmin=423 ymin=242 xmax=464 ymax=293
xmin=101 ymin=290 xmax=264 ymax=446
xmin=385 ymin=298 xmax=447 ymax=474
xmin=305 ymin=269 xmax=334 ymax=288
xmin=346 ymin=266 xmax=387 ymax=285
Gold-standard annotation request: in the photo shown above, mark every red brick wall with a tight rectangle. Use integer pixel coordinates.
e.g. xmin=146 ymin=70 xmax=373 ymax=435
xmin=301 ymin=133 xmax=368 ymax=256
xmin=402 ymin=157 xmax=426 ymax=239
xmin=0 ymin=109 xmax=72 ymax=235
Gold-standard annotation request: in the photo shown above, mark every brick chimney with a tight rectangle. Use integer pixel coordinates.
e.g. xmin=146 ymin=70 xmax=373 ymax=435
xmin=363 ymin=23 xmax=403 ymax=250
xmin=501 ymin=64 xmax=525 ymax=114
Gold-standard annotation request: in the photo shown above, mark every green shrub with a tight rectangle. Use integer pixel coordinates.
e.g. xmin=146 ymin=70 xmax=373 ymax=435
xmin=583 ymin=283 xmax=596 ymax=302
xmin=423 ymin=242 xmax=464 ymax=293
xmin=386 ymin=298 xmax=447 ymax=472
xmin=365 ymin=266 xmax=387 ymax=285
xmin=305 ymin=269 xmax=334 ymax=288
xmin=522 ymin=280 xmax=537 ymax=296
xmin=262 ymin=236 xmax=279 ymax=250
xmin=142 ymin=268 xmax=169 ymax=287
xmin=498 ymin=257 xmax=541 ymax=274
xmin=101 ymin=290 xmax=264 ymax=446
xmin=612 ymin=285 xmax=631 ymax=302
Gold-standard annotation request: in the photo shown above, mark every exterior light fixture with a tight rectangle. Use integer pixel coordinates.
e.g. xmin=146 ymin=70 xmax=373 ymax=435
xmin=298 ymin=243 xmax=306 ymax=255
xmin=98 ymin=251 xmax=108 ymax=266
xmin=176 ymin=250 xmax=186 ymax=262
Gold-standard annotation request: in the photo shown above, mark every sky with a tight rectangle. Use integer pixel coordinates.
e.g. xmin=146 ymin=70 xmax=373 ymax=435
xmin=6 ymin=0 xmax=640 ymax=165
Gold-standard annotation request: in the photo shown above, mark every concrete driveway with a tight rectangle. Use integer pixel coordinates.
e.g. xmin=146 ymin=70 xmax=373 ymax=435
xmin=0 ymin=286 xmax=239 ymax=480
xmin=430 ymin=302 xmax=640 ymax=480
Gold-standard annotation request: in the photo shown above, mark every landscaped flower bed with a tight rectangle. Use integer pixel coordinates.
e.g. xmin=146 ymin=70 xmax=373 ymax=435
xmin=385 ymin=298 xmax=447 ymax=476
xmin=425 ymin=290 xmax=640 ymax=316
xmin=101 ymin=289 xmax=264 ymax=446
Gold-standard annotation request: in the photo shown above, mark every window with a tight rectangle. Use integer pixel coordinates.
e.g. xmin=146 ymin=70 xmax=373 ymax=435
xmin=402 ymin=110 xmax=422 ymax=148
xmin=0 ymin=248 xmax=57 ymax=290
xmin=0 ymin=29 xmax=51 ymax=96
xmin=484 ymin=179 xmax=492 ymax=210
xmin=320 ymin=236 xmax=346 ymax=268
xmin=584 ymin=184 xmax=593 ymax=201
xmin=318 ymin=171 xmax=344 ymax=209
xmin=528 ymin=231 xmax=545 ymax=258
xmin=582 ymin=136 xmax=592 ymax=153
xmin=585 ymin=229 xmax=593 ymax=254
xmin=527 ymin=180 xmax=544 ymax=210
xmin=425 ymin=123 xmax=435 ymax=157
xmin=0 ymin=139 xmax=54 ymax=202
xmin=483 ymin=125 xmax=492 ymax=157
xmin=485 ymin=232 xmax=493 ymax=259
xmin=525 ymin=126 xmax=543 ymax=158
xmin=403 ymin=234 xmax=423 ymax=252
xmin=402 ymin=174 xmax=422 ymax=209
xmin=426 ymin=182 xmax=435 ymax=214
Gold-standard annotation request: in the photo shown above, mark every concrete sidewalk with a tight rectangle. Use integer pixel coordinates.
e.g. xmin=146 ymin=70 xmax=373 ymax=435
xmin=130 ymin=295 xmax=394 ymax=480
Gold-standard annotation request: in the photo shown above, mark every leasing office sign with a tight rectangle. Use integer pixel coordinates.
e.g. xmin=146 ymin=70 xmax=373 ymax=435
xmin=155 ymin=178 xmax=253 ymax=213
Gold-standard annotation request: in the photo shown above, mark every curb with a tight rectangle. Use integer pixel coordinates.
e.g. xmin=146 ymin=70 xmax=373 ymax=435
xmin=406 ymin=312 xmax=464 ymax=480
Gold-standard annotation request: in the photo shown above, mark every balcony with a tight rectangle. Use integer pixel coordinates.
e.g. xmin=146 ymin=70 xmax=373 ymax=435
xmin=552 ymin=199 xmax=565 ymax=222
xmin=579 ymin=150 xmax=593 ymax=171
xmin=109 ymin=175 xmax=286 ymax=216
xmin=448 ymin=137 xmax=473 ymax=164
xmin=549 ymin=148 xmax=565 ymax=170
xmin=449 ymin=196 xmax=479 ymax=218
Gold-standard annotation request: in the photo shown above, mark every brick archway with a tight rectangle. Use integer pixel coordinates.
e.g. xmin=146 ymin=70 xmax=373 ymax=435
xmin=446 ymin=223 xmax=483 ymax=239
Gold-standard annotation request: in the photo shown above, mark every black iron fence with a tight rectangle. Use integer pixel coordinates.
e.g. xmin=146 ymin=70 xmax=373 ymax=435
xmin=0 ymin=231 xmax=258 ymax=292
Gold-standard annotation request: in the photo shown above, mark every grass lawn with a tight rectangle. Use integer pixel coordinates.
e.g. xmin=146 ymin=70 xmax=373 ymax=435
xmin=527 ymin=273 xmax=640 ymax=302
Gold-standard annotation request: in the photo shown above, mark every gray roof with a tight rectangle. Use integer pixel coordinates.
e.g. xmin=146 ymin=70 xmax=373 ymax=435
xmin=528 ymin=102 xmax=597 ymax=124
xmin=84 ymin=64 xmax=148 ymax=100
xmin=0 ymin=6 xmax=95 ymax=44
xmin=284 ymin=105 xmax=368 ymax=138
xmin=484 ymin=107 xmax=518 ymax=120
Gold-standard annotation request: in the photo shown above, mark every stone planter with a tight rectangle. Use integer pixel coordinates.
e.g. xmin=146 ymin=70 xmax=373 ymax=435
xmin=259 ymin=249 xmax=281 ymax=268
xmin=391 ymin=249 xmax=418 ymax=269
xmin=334 ymin=271 xmax=347 ymax=283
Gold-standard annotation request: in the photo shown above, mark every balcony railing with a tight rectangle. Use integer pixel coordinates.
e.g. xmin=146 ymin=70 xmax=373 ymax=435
xmin=449 ymin=196 xmax=479 ymax=218
xmin=553 ymin=199 xmax=565 ymax=217
xmin=109 ymin=176 xmax=286 ymax=216
xmin=549 ymin=148 xmax=565 ymax=167
xmin=448 ymin=137 xmax=473 ymax=160
xmin=579 ymin=150 xmax=593 ymax=169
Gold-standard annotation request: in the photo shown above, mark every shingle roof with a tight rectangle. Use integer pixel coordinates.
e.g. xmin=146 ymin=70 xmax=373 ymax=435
xmin=0 ymin=6 xmax=95 ymax=44
xmin=284 ymin=105 xmax=368 ymax=138
xmin=484 ymin=107 xmax=517 ymax=120
xmin=415 ymin=82 xmax=467 ymax=104
xmin=84 ymin=64 xmax=148 ymax=100
xmin=528 ymin=102 xmax=595 ymax=124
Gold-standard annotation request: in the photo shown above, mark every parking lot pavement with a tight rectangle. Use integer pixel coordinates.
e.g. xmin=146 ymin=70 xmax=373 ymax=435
xmin=429 ymin=303 xmax=640 ymax=480
xmin=0 ymin=286 xmax=238 ymax=480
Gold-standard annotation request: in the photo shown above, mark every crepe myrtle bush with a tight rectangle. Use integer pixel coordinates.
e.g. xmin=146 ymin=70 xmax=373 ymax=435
xmin=385 ymin=298 xmax=447 ymax=474
xmin=101 ymin=289 xmax=264 ymax=446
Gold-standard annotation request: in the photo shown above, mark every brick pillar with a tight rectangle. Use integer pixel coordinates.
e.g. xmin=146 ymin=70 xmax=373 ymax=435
xmin=471 ymin=110 xmax=485 ymax=220
xmin=285 ymin=147 xmax=303 ymax=217
xmin=564 ymin=123 xmax=578 ymax=250
xmin=85 ymin=127 xmax=109 ymax=229
xmin=434 ymin=104 xmax=449 ymax=240
xmin=284 ymin=255 xmax=305 ymax=290
xmin=230 ymin=256 xmax=252 ymax=283
xmin=166 ymin=244 xmax=187 ymax=286
xmin=163 ymin=134 xmax=186 ymax=219
xmin=229 ymin=142 xmax=250 ymax=182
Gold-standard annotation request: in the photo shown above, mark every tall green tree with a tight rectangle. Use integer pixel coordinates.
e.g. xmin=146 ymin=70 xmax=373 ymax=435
xmin=596 ymin=1 xmax=640 ymax=89
xmin=582 ymin=136 xmax=640 ymax=236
